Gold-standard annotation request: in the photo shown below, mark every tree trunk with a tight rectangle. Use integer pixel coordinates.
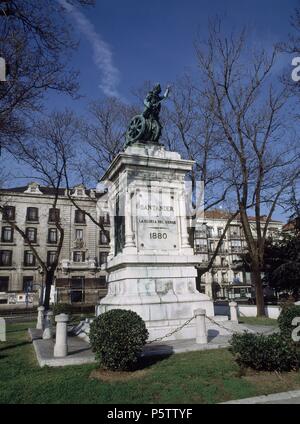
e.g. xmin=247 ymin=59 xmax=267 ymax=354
xmin=252 ymin=266 xmax=265 ymax=317
xmin=43 ymin=270 xmax=54 ymax=311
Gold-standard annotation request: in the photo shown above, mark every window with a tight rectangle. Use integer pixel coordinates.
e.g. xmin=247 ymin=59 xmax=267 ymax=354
xmin=99 ymin=213 xmax=110 ymax=225
xmin=99 ymin=251 xmax=108 ymax=266
xmin=23 ymin=276 xmax=34 ymax=292
xmin=48 ymin=228 xmax=57 ymax=244
xmin=195 ymin=241 xmax=207 ymax=252
xmin=2 ymin=206 xmax=15 ymax=221
xmin=24 ymin=251 xmax=36 ymax=266
xmin=1 ymin=226 xmax=13 ymax=242
xmin=25 ymin=228 xmax=37 ymax=243
xmin=48 ymin=208 xmax=60 ymax=223
xmin=231 ymin=240 xmax=242 ymax=252
xmin=230 ymin=226 xmax=240 ymax=237
xmin=221 ymin=272 xmax=228 ymax=283
xmin=233 ymin=273 xmax=241 ymax=284
xmin=0 ymin=250 xmax=12 ymax=266
xmin=47 ymin=251 xmax=57 ymax=266
xmin=195 ymin=224 xmax=207 ymax=238
xmin=73 ymin=251 xmax=85 ymax=262
xmin=26 ymin=207 xmax=38 ymax=222
xmin=221 ymin=257 xmax=227 ymax=267
xmin=207 ymin=227 xmax=213 ymax=238
xmin=70 ymin=277 xmax=84 ymax=303
xmin=74 ymin=210 xmax=85 ymax=224
xmin=98 ymin=275 xmax=107 ymax=288
xmin=0 ymin=277 xmax=9 ymax=292
xmin=75 ymin=229 xmax=83 ymax=240
xmin=99 ymin=230 xmax=109 ymax=245
xmin=219 ymin=242 xmax=226 ymax=253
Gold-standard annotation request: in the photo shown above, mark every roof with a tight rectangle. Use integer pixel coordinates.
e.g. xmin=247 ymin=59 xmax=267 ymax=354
xmin=0 ymin=184 xmax=104 ymax=199
xmin=283 ymin=218 xmax=300 ymax=232
xmin=200 ymin=209 xmax=283 ymax=224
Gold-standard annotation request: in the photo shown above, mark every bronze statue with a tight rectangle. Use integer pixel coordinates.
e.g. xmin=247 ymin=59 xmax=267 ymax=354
xmin=125 ymin=83 xmax=171 ymax=146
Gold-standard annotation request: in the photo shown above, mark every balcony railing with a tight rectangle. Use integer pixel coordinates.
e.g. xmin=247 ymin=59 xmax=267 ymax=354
xmin=61 ymin=258 xmax=98 ymax=270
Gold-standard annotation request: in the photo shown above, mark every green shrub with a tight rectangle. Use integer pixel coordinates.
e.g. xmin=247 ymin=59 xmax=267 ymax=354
xmin=278 ymin=304 xmax=300 ymax=339
xmin=51 ymin=303 xmax=73 ymax=317
xmin=89 ymin=309 xmax=149 ymax=371
xmin=229 ymin=332 xmax=300 ymax=372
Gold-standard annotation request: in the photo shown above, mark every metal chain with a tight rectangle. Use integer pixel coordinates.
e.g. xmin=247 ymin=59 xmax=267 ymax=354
xmin=146 ymin=316 xmax=195 ymax=344
xmin=73 ymin=314 xmax=240 ymax=345
xmin=205 ymin=315 xmax=236 ymax=334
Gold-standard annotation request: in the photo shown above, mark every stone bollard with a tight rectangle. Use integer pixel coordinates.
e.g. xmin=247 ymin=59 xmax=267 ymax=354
xmin=0 ymin=317 xmax=6 ymax=342
xmin=194 ymin=308 xmax=208 ymax=344
xmin=42 ymin=310 xmax=53 ymax=340
xmin=229 ymin=301 xmax=238 ymax=322
xmin=36 ymin=306 xmax=45 ymax=330
xmin=54 ymin=314 xmax=69 ymax=358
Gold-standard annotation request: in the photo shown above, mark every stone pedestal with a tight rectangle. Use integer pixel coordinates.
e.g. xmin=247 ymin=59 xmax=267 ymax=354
xmin=36 ymin=306 xmax=45 ymax=330
xmin=54 ymin=314 xmax=69 ymax=357
xmin=43 ymin=311 xmax=53 ymax=340
xmin=229 ymin=301 xmax=238 ymax=322
xmin=194 ymin=309 xmax=208 ymax=344
xmin=96 ymin=143 xmax=215 ymax=340
xmin=0 ymin=318 xmax=6 ymax=342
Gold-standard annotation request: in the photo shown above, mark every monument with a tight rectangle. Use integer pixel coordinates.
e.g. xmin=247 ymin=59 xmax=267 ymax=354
xmin=96 ymin=84 xmax=220 ymax=340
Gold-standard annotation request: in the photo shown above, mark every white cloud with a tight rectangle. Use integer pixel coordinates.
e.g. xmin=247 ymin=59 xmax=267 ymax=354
xmin=57 ymin=0 xmax=120 ymax=98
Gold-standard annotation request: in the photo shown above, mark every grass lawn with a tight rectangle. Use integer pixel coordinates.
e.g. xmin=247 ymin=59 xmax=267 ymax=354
xmin=238 ymin=316 xmax=278 ymax=326
xmin=1 ymin=321 xmax=299 ymax=404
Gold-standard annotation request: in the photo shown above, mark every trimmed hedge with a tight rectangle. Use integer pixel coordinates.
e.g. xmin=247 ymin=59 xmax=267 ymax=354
xmin=230 ymin=332 xmax=300 ymax=372
xmin=89 ymin=309 xmax=149 ymax=371
xmin=278 ymin=304 xmax=300 ymax=339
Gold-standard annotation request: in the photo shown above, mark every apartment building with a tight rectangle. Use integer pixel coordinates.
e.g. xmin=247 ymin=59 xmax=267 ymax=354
xmin=0 ymin=182 xmax=110 ymax=306
xmin=0 ymin=183 xmax=285 ymax=306
xmin=193 ymin=210 xmax=283 ymax=300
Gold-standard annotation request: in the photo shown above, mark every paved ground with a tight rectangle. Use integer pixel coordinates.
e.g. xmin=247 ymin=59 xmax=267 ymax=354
xmin=221 ymin=390 xmax=300 ymax=404
xmin=29 ymin=328 xmax=97 ymax=367
xmin=29 ymin=327 xmax=233 ymax=367
xmin=28 ymin=322 xmax=278 ymax=367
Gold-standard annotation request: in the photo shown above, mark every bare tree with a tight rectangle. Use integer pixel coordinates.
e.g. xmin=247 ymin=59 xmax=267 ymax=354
xmin=0 ymin=110 xmax=80 ymax=308
xmin=2 ymin=109 xmax=112 ymax=309
xmin=0 ymin=0 xmax=94 ymax=152
xmin=80 ymin=97 xmax=137 ymax=183
xmin=195 ymin=19 xmax=300 ymax=315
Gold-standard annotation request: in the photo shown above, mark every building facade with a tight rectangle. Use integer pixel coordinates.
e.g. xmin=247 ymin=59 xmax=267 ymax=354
xmin=0 ymin=183 xmax=285 ymax=306
xmin=193 ymin=210 xmax=283 ymax=301
xmin=0 ymin=182 xmax=110 ymax=306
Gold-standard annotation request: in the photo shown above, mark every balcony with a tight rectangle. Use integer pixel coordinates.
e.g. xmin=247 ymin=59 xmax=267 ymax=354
xmin=61 ymin=258 xmax=98 ymax=271
xmin=194 ymin=231 xmax=207 ymax=238
xmin=230 ymin=247 xmax=243 ymax=253
xmin=195 ymin=246 xmax=208 ymax=253
xmin=212 ymin=262 xmax=229 ymax=269
xmin=72 ymin=239 xmax=85 ymax=249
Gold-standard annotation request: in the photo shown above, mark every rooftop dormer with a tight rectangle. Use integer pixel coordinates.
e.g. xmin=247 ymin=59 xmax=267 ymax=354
xmin=24 ymin=182 xmax=43 ymax=195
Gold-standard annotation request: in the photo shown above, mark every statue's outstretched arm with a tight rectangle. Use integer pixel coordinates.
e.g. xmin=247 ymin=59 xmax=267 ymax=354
xmin=163 ymin=85 xmax=171 ymax=99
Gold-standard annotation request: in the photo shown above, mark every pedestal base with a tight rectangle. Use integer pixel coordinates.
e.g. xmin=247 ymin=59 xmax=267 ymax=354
xmin=96 ymin=254 xmax=215 ymax=340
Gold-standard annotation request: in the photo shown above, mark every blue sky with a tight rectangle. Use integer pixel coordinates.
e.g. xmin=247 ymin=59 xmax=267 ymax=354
xmin=4 ymin=0 xmax=300 ymax=222
xmin=56 ymin=0 xmax=298 ymax=108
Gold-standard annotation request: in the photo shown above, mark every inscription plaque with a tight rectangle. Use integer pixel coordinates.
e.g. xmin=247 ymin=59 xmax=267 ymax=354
xmin=136 ymin=190 xmax=178 ymax=250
